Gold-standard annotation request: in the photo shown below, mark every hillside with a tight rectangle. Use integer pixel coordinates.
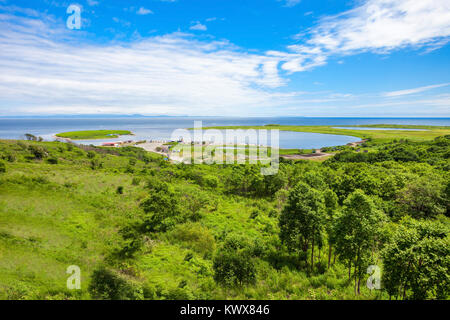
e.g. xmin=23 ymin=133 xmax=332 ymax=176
xmin=0 ymin=136 xmax=448 ymax=300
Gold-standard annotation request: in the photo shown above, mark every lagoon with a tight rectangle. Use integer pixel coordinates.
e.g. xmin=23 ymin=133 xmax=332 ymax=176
xmin=1 ymin=117 xmax=449 ymax=149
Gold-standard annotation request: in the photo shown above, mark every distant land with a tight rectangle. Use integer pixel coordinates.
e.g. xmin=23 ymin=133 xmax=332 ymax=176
xmin=0 ymin=114 xmax=183 ymax=119
xmin=1 ymin=114 xmax=450 ymax=119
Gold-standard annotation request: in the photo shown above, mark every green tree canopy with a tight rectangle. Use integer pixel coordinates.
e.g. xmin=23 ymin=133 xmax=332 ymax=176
xmin=279 ymin=182 xmax=326 ymax=269
xmin=382 ymin=218 xmax=449 ymax=300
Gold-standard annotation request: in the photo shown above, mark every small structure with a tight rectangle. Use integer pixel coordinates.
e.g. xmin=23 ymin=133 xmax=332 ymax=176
xmin=102 ymin=142 xmax=120 ymax=147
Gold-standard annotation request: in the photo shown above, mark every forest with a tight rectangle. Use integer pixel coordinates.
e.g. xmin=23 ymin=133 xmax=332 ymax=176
xmin=0 ymin=134 xmax=448 ymax=300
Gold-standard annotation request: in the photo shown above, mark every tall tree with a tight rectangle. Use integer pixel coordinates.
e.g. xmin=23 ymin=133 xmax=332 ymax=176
xmin=279 ymin=182 xmax=325 ymax=270
xmin=334 ymin=190 xmax=385 ymax=294
xmin=323 ymin=189 xmax=339 ymax=269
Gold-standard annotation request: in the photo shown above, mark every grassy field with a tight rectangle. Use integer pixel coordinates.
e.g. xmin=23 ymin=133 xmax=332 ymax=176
xmin=0 ymin=139 xmax=384 ymax=300
xmin=55 ymin=130 xmax=132 ymax=140
xmin=0 ymin=133 xmax=448 ymax=300
xmin=202 ymin=124 xmax=450 ymax=143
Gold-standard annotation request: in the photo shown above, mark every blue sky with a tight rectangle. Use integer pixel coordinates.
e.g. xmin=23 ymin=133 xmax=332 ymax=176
xmin=0 ymin=0 xmax=449 ymax=116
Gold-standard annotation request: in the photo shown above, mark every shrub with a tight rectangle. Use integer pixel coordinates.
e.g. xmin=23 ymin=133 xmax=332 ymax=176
xmin=131 ymin=177 xmax=141 ymax=186
xmin=212 ymin=235 xmax=257 ymax=287
xmin=28 ymin=145 xmax=48 ymax=160
xmin=4 ymin=153 xmax=16 ymax=162
xmin=166 ymin=223 xmax=216 ymax=256
xmin=140 ymin=187 xmax=183 ymax=232
xmin=90 ymin=159 xmax=103 ymax=170
xmin=202 ymin=175 xmax=219 ymax=188
xmin=0 ymin=161 xmax=5 ymax=174
xmin=88 ymin=266 xmax=143 ymax=300
xmin=47 ymin=157 xmax=58 ymax=164
xmin=116 ymin=186 xmax=124 ymax=194
xmin=396 ymin=178 xmax=446 ymax=219
xmin=213 ymin=248 xmax=256 ymax=287
xmin=125 ymin=165 xmax=135 ymax=173
xmin=87 ymin=151 xmax=96 ymax=159
xmin=111 ymin=223 xmax=144 ymax=259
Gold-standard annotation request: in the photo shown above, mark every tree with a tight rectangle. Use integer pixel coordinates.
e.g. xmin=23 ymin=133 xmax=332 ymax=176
xmin=279 ymin=182 xmax=326 ymax=270
xmin=213 ymin=236 xmax=256 ymax=287
xmin=333 ymin=190 xmax=385 ymax=294
xmin=140 ymin=184 xmax=182 ymax=233
xmin=263 ymin=171 xmax=287 ymax=196
xmin=113 ymin=222 xmax=144 ymax=259
xmin=397 ymin=178 xmax=446 ymax=219
xmin=24 ymin=133 xmax=37 ymax=141
xmin=323 ymin=189 xmax=338 ymax=269
xmin=382 ymin=218 xmax=449 ymax=300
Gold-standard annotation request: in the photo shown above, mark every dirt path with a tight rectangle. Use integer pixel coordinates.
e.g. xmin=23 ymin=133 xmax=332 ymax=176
xmin=281 ymin=149 xmax=333 ymax=160
xmin=281 ymin=139 xmax=367 ymax=161
xmin=137 ymin=141 xmax=169 ymax=156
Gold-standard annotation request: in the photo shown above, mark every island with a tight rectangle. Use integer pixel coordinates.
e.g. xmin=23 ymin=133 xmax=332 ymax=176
xmin=55 ymin=130 xmax=133 ymax=140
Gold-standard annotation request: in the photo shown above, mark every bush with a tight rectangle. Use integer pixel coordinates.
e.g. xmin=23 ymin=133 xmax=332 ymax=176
xmin=0 ymin=161 xmax=5 ymax=174
xmin=140 ymin=187 xmax=183 ymax=232
xmin=87 ymin=151 xmax=96 ymax=159
xmin=396 ymin=178 xmax=446 ymax=219
xmin=213 ymin=248 xmax=256 ymax=287
xmin=4 ymin=153 xmax=16 ymax=162
xmin=116 ymin=186 xmax=124 ymax=194
xmin=202 ymin=175 xmax=219 ymax=188
xmin=213 ymin=236 xmax=257 ymax=287
xmin=111 ymin=223 xmax=144 ymax=259
xmin=47 ymin=157 xmax=58 ymax=164
xmin=28 ymin=145 xmax=48 ymax=160
xmin=90 ymin=159 xmax=103 ymax=170
xmin=166 ymin=223 xmax=216 ymax=256
xmin=88 ymin=266 xmax=143 ymax=300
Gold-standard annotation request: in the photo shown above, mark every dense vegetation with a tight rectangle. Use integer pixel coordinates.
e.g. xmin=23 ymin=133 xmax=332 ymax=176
xmin=0 ymin=134 xmax=448 ymax=300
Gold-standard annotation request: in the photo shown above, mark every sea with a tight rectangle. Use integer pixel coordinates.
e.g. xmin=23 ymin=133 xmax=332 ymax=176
xmin=0 ymin=117 xmax=449 ymax=150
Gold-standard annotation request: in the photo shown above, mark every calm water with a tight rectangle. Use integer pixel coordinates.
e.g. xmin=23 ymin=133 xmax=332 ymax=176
xmin=0 ymin=117 xmax=449 ymax=149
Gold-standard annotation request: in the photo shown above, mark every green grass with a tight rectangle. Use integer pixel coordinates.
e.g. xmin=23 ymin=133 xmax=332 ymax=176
xmin=0 ymin=137 xmax=447 ymax=300
xmin=55 ymin=130 xmax=132 ymax=140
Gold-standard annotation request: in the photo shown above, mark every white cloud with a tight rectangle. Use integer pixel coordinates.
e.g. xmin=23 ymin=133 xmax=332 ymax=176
xmin=0 ymin=13 xmax=291 ymax=116
xmin=136 ymin=7 xmax=153 ymax=15
xmin=283 ymin=0 xmax=450 ymax=72
xmin=87 ymin=0 xmax=99 ymax=6
xmin=112 ymin=17 xmax=131 ymax=27
xmin=383 ymin=83 xmax=450 ymax=97
xmin=0 ymin=3 xmax=449 ymax=117
xmin=283 ymin=0 xmax=301 ymax=8
xmin=190 ymin=22 xmax=207 ymax=31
